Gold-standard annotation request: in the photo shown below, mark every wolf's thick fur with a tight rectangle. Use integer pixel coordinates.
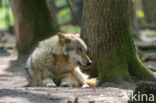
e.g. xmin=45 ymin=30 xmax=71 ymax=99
xmin=25 ymin=33 xmax=92 ymax=87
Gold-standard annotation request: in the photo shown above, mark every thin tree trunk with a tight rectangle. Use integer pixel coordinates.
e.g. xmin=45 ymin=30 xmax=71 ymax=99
xmin=75 ymin=0 xmax=83 ymax=24
xmin=10 ymin=0 xmax=57 ymax=54
xmin=48 ymin=0 xmax=60 ymax=30
xmin=130 ymin=0 xmax=140 ymax=39
xmin=142 ymin=0 xmax=156 ymax=23
xmin=81 ymin=0 xmax=156 ymax=85
xmin=66 ymin=0 xmax=80 ymax=26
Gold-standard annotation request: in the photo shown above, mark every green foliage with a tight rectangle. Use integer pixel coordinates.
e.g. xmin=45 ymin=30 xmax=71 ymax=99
xmin=60 ymin=25 xmax=80 ymax=33
xmin=136 ymin=10 xmax=144 ymax=18
xmin=0 ymin=0 xmax=14 ymax=30
xmin=0 ymin=0 xmax=80 ymax=33
xmin=57 ymin=8 xmax=71 ymax=25
xmin=55 ymin=0 xmax=80 ymax=33
xmin=55 ymin=0 xmax=67 ymax=7
xmin=141 ymin=57 xmax=145 ymax=62
xmin=0 ymin=7 xmax=7 ymax=29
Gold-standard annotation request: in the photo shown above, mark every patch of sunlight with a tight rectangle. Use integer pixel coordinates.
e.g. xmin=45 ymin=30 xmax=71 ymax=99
xmin=141 ymin=57 xmax=145 ymax=62
xmin=0 ymin=42 xmax=15 ymax=48
xmin=145 ymin=33 xmax=156 ymax=37
xmin=136 ymin=10 xmax=144 ymax=18
xmin=0 ymin=20 xmax=8 ymax=30
xmin=141 ymin=30 xmax=156 ymax=37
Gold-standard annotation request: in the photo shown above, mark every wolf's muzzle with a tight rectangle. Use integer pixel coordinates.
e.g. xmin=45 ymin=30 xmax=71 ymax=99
xmin=77 ymin=61 xmax=92 ymax=67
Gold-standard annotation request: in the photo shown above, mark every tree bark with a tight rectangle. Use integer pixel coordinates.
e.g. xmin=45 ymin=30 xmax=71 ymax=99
xmin=75 ymin=0 xmax=83 ymax=24
xmin=81 ymin=0 xmax=156 ymax=85
xmin=10 ymin=0 xmax=57 ymax=54
xmin=48 ymin=0 xmax=60 ymax=30
xmin=142 ymin=0 xmax=156 ymax=23
xmin=129 ymin=0 xmax=140 ymax=39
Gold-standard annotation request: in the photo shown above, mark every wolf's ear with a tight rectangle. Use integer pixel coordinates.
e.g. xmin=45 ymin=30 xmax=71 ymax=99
xmin=57 ymin=32 xmax=71 ymax=43
xmin=57 ymin=32 xmax=65 ymax=39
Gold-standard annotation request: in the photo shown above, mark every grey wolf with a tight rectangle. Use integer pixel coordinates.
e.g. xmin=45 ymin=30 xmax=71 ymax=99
xmin=25 ymin=32 xmax=93 ymax=87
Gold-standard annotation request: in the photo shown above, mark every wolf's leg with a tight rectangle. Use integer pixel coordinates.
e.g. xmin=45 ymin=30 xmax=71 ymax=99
xmin=60 ymin=72 xmax=82 ymax=87
xmin=72 ymin=67 xmax=90 ymax=88
xmin=60 ymin=74 xmax=73 ymax=87
xmin=42 ymin=78 xmax=56 ymax=87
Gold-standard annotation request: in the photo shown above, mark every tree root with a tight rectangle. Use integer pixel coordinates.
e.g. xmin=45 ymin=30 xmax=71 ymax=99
xmin=129 ymin=57 xmax=156 ymax=82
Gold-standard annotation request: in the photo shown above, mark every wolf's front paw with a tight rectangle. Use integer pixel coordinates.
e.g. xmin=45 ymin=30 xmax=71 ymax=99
xmin=81 ymin=84 xmax=90 ymax=88
xmin=47 ymin=83 xmax=57 ymax=87
xmin=60 ymin=82 xmax=72 ymax=87
xmin=42 ymin=78 xmax=56 ymax=87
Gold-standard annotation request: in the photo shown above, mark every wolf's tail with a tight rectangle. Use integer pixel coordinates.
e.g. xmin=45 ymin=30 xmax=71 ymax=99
xmin=86 ymin=78 xmax=97 ymax=87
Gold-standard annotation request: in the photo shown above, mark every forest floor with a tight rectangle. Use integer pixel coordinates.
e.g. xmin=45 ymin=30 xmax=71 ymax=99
xmin=0 ymin=30 xmax=155 ymax=103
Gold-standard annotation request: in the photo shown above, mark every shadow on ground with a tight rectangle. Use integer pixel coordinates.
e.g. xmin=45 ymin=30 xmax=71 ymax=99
xmin=0 ymin=88 xmax=63 ymax=103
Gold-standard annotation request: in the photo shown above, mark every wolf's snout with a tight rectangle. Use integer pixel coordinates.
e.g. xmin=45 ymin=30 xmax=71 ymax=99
xmin=87 ymin=61 xmax=92 ymax=65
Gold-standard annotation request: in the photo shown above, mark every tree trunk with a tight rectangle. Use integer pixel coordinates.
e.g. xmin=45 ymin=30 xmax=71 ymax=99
xmin=48 ymin=0 xmax=60 ymax=30
xmin=142 ymin=0 xmax=156 ymax=23
xmin=10 ymin=0 xmax=57 ymax=54
xmin=75 ymin=0 xmax=83 ymax=24
xmin=81 ymin=0 xmax=156 ymax=85
xmin=129 ymin=0 xmax=140 ymax=39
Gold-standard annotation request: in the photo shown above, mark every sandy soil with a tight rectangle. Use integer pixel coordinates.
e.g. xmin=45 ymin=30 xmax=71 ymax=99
xmin=0 ymin=52 xmax=136 ymax=103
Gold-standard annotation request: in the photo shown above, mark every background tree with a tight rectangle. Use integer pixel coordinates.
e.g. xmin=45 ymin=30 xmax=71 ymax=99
xmin=142 ymin=0 xmax=156 ymax=23
xmin=10 ymin=0 xmax=57 ymax=54
xmin=47 ymin=0 xmax=60 ymax=30
xmin=130 ymin=0 xmax=140 ymax=39
xmin=81 ymin=0 xmax=156 ymax=85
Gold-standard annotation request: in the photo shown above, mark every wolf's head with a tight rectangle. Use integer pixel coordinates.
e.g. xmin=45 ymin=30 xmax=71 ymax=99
xmin=57 ymin=32 xmax=92 ymax=67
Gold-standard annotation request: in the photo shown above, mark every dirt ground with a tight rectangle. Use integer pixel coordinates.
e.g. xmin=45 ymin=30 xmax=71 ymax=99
xmin=0 ymin=30 xmax=155 ymax=103
xmin=0 ymin=54 xmax=136 ymax=103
